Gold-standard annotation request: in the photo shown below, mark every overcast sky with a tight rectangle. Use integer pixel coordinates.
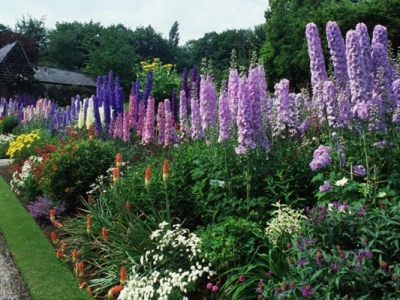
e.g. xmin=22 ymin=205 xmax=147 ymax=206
xmin=0 ymin=0 xmax=268 ymax=45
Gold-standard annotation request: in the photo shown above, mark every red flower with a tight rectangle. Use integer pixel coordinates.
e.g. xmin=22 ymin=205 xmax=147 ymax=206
xmin=53 ymin=220 xmax=62 ymax=228
xmin=145 ymin=165 xmax=151 ymax=188
xmin=116 ymin=153 xmax=122 ymax=168
xmin=56 ymin=248 xmax=66 ymax=259
xmin=162 ymin=160 xmax=169 ymax=184
xmin=120 ymin=266 xmax=126 ymax=285
xmin=86 ymin=215 xmax=92 ymax=234
xmin=108 ymin=285 xmax=123 ymax=299
xmin=113 ymin=166 xmax=119 ymax=187
xmin=102 ymin=227 xmax=108 ymax=241
xmin=50 ymin=231 xmax=58 ymax=244
xmin=49 ymin=209 xmax=55 ymax=223
xmin=76 ymin=261 xmax=84 ymax=278
xmin=72 ymin=249 xmax=78 ymax=262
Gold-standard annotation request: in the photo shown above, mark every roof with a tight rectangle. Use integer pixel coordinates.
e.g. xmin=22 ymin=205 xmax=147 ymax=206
xmin=0 ymin=41 xmax=18 ymax=63
xmin=33 ymin=66 xmax=97 ymax=87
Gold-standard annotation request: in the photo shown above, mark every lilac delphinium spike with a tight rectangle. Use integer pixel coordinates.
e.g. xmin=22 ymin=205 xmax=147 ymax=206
xmin=227 ymin=67 xmax=240 ymax=121
xmin=337 ymin=89 xmax=353 ymax=127
xmin=207 ymin=75 xmax=217 ymax=128
xmin=190 ymin=96 xmax=203 ymax=140
xmin=319 ymin=181 xmax=331 ymax=193
xmin=143 ymin=70 xmax=153 ymax=107
xmin=179 ymin=89 xmax=189 ymax=134
xmin=165 ymin=110 xmax=173 ymax=148
xmin=218 ymin=86 xmax=231 ymax=143
xmin=135 ymin=79 xmax=141 ymax=122
xmin=136 ymin=102 xmax=145 ymax=137
xmin=115 ymin=79 xmax=124 ymax=117
xmin=102 ymin=85 xmax=111 ymax=132
xmin=305 ymin=23 xmax=328 ymax=89
xmin=128 ymin=94 xmax=137 ymax=130
xmin=142 ymin=96 xmax=155 ymax=144
xmin=274 ymin=79 xmax=290 ymax=137
xmin=355 ymin=23 xmax=374 ymax=99
xmin=346 ymin=30 xmax=368 ymax=106
xmin=113 ymin=114 xmax=123 ymax=139
xmin=122 ymin=110 xmax=130 ymax=142
xmin=372 ymin=25 xmax=388 ymax=51
xmin=199 ymin=75 xmax=210 ymax=132
xmin=235 ymin=75 xmax=255 ymax=154
xmin=392 ymin=80 xmax=400 ymax=123
xmin=157 ymin=102 xmax=165 ymax=146
xmin=323 ymin=81 xmax=338 ymax=127
xmin=71 ymin=98 xmax=76 ymax=121
xmin=181 ymin=67 xmax=189 ymax=98
xmin=326 ymin=21 xmax=348 ymax=89
xmin=372 ymin=42 xmax=393 ymax=111
xmin=248 ymin=65 xmax=264 ymax=143
xmin=368 ymin=94 xmax=385 ymax=132
xmin=171 ymin=91 xmax=178 ymax=123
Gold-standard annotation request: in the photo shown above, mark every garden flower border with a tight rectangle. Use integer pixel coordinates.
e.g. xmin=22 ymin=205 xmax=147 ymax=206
xmin=0 ymin=175 xmax=92 ymax=300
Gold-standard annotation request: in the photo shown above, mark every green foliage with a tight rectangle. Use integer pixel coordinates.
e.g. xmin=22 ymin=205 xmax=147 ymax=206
xmin=36 ymin=129 xmax=115 ymax=207
xmin=0 ymin=114 xmax=19 ymax=134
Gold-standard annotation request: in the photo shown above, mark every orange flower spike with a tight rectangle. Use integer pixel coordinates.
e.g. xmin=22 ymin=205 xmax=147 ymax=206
xmin=108 ymin=285 xmax=123 ymax=299
xmin=86 ymin=216 xmax=91 ymax=234
xmin=86 ymin=287 xmax=92 ymax=296
xmin=120 ymin=266 xmax=126 ymax=285
xmin=72 ymin=249 xmax=78 ymax=262
xmin=125 ymin=201 xmax=131 ymax=212
xmin=113 ymin=166 xmax=119 ymax=187
xmin=49 ymin=209 xmax=55 ymax=224
xmin=145 ymin=165 xmax=151 ymax=188
xmin=50 ymin=231 xmax=58 ymax=244
xmin=80 ymin=282 xmax=88 ymax=289
xmin=53 ymin=220 xmax=62 ymax=228
xmin=116 ymin=153 xmax=122 ymax=168
xmin=76 ymin=261 xmax=84 ymax=278
xmin=162 ymin=160 xmax=169 ymax=184
xmin=101 ymin=226 xmax=108 ymax=241
xmin=56 ymin=248 xmax=66 ymax=259
xmin=87 ymin=196 xmax=93 ymax=205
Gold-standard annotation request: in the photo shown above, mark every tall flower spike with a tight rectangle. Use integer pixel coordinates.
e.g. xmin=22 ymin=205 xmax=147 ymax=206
xmin=113 ymin=167 xmax=119 ymax=187
xmin=115 ymin=153 xmax=122 ymax=168
xmin=101 ymin=227 xmax=108 ymax=241
xmin=108 ymin=285 xmax=123 ymax=299
xmin=162 ymin=160 xmax=169 ymax=184
xmin=86 ymin=215 xmax=92 ymax=234
xmin=51 ymin=231 xmax=58 ymax=244
xmin=145 ymin=165 xmax=151 ymax=188
xmin=120 ymin=266 xmax=126 ymax=285
xmin=75 ymin=261 xmax=84 ymax=278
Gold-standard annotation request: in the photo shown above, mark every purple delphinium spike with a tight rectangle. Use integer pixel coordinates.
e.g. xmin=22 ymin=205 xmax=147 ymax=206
xmin=372 ymin=25 xmax=388 ymax=52
xmin=181 ymin=67 xmax=189 ymax=98
xmin=372 ymin=42 xmax=393 ymax=111
xmin=157 ymin=102 xmax=165 ymax=146
xmin=199 ymin=75 xmax=210 ymax=132
xmin=165 ymin=110 xmax=173 ymax=148
xmin=248 ymin=65 xmax=263 ymax=141
xmin=305 ymin=23 xmax=328 ymax=89
xmin=113 ymin=114 xmax=123 ymax=139
xmin=355 ymin=23 xmax=374 ymax=99
xmin=142 ymin=96 xmax=155 ymax=144
xmin=143 ymin=69 xmax=153 ymax=107
xmin=274 ymin=79 xmax=290 ymax=137
xmin=326 ymin=21 xmax=348 ymax=89
xmin=310 ymin=145 xmax=332 ymax=171
xmin=122 ymin=110 xmax=130 ymax=142
xmin=235 ymin=75 xmax=255 ymax=154
xmin=92 ymin=96 xmax=102 ymax=134
xmin=227 ymin=67 xmax=240 ymax=121
xmin=102 ymin=84 xmax=111 ymax=132
xmin=218 ymin=86 xmax=231 ymax=143
xmin=392 ymin=80 xmax=400 ymax=123
xmin=115 ymin=79 xmax=124 ymax=117
xmin=136 ymin=102 xmax=145 ymax=137
xmin=171 ymin=91 xmax=178 ymax=123
xmin=179 ymin=89 xmax=189 ymax=134
xmin=207 ymin=75 xmax=217 ymax=128
xmin=346 ymin=30 xmax=368 ymax=105
xmin=71 ymin=97 xmax=76 ymax=121
xmin=190 ymin=96 xmax=203 ymax=140
xmin=96 ymin=76 xmax=102 ymax=97
xmin=323 ymin=81 xmax=338 ymax=127
xmin=128 ymin=94 xmax=137 ymax=130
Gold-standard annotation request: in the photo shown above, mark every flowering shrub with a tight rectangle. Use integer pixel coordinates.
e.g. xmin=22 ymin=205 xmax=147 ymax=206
xmin=26 ymin=196 xmax=66 ymax=227
xmin=119 ymin=221 xmax=216 ymax=300
xmin=0 ymin=133 xmax=15 ymax=158
xmin=6 ymin=129 xmax=42 ymax=162
xmin=10 ymin=155 xmax=42 ymax=199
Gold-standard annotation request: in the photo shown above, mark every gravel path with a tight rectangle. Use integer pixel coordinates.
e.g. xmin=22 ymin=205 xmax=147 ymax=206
xmin=0 ymin=159 xmax=32 ymax=300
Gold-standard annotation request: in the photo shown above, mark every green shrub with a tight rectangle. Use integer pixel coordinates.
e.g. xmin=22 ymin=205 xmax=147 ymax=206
xmin=0 ymin=114 xmax=19 ymax=134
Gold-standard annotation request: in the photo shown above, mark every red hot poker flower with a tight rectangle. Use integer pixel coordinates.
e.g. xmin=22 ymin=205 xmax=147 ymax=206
xmin=116 ymin=153 xmax=122 ymax=168
xmin=102 ymin=227 xmax=108 ymax=241
xmin=145 ymin=165 xmax=151 ymax=188
xmin=108 ymin=285 xmax=123 ymax=299
xmin=162 ymin=160 xmax=169 ymax=184
xmin=120 ymin=266 xmax=126 ymax=285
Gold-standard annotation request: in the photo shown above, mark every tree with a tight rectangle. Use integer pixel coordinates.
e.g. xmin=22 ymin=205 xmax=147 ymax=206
xmin=0 ymin=27 xmax=38 ymax=62
xmin=168 ymin=21 xmax=180 ymax=48
xmin=14 ymin=14 xmax=48 ymax=51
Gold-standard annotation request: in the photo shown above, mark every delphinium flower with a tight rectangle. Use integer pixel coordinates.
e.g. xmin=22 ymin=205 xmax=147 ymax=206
xmin=142 ymin=96 xmax=155 ymax=144
xmin=319 ymin=181 xmax=331 ymax=192
xmin=85 ymin=98 xmax=95 ymax=130
xmin=217 ymin=86 xmax=231 ymax=143
xmin=102 ymin=83 xmax=111 ymax=133
xmin=143 ymin=69 xmax=153 ymax=107
xmin=355 ymin=23 xmax=374 ymax=99
xmin=136 ymin=102 xmax=146 ymax=137
xmin=199 ymin=75 xmax=211 ymax=132
xmin=164 ymin=99 xmax=179 ymax=146
xmin=227 ymin=67 xmax=240 ymax=121
xmin=157 ymin=102 xmax=165 ymax=146
xmin=235 ymin=75 xmax=255 ymax=154
xmin=249 ymin=64 xmax=268 ymax=147
xmin=113 ymin=114 xmax=123 ymax=139
xmin=352 ymin=164 xmax=366 ymax=177
xmin=181 ymin=67 xmax=189 ymax=98
xmin=114 ymin=78 xmax=124 ymax=117
xmin=368 ymin=95 xmax=386 ymax=131
xmin=92 ymin=96 xmax=102 ymax=134
xmin=310 ymin=145 xmax=332 ymax=171
xmin=273 ymin=78 xmax=291 ymax=137
xmin=392 ymin=79 xmax=400 ymax=123
xmin=179 ymin=89 xmax=189 ymax=135
xmin=323 ymin=80 xmax=338 ymax=127
xmin=135 ymin=78 xmax=141 ymax=122
xmin=122 ymin=110 xmax=130 ymax=142
xmin=190 ymin=95 xmax=203 ymax=140
xmin=326 ymin=21 xmax=349 ymax=89
xmin=372 ymin=42 xmax=393 ymax=112
xmin=337 ymin=90 xmax=353 ymax=127
xmin=171 ymin=91 xmax=178 ymax=123
xmin=96 ymin=75 xmax=102 ymax=97
xmin=128 ymin=93 xmax=137 ymax=130
xmin=372 ymin=25 xmax=388 ymax=52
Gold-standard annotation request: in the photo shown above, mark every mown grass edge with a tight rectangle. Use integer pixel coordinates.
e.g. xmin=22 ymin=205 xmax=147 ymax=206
xmin=0 ymin=176 xmax=92 ymax=300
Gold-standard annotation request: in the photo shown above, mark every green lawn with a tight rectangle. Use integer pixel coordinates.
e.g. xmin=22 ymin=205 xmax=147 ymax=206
xmin=0 ymin=176 xmax=92 ymax=300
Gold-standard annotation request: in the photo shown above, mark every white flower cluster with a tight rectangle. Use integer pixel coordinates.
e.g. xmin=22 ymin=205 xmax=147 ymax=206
xmin=118 ymin=222 xmax=216 ymax=300
xmin=87 ymin=162 xmax=129 ymax=196
xmin=265 ymin=202 xmax=306 ymax=244
xmin=10 ymin=156 xmax=42 ymax=195
xmin=0 ymin=134 xmax=15 ymax=144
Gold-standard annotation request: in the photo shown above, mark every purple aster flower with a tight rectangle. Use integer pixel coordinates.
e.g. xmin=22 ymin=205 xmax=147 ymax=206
xmin=319 ymin=181 xmax=331 ymax=192
xmin=301 ymin=285 xmax=314 ymax=297
xmin=352 ymin=164 xmax=366 ymax=177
